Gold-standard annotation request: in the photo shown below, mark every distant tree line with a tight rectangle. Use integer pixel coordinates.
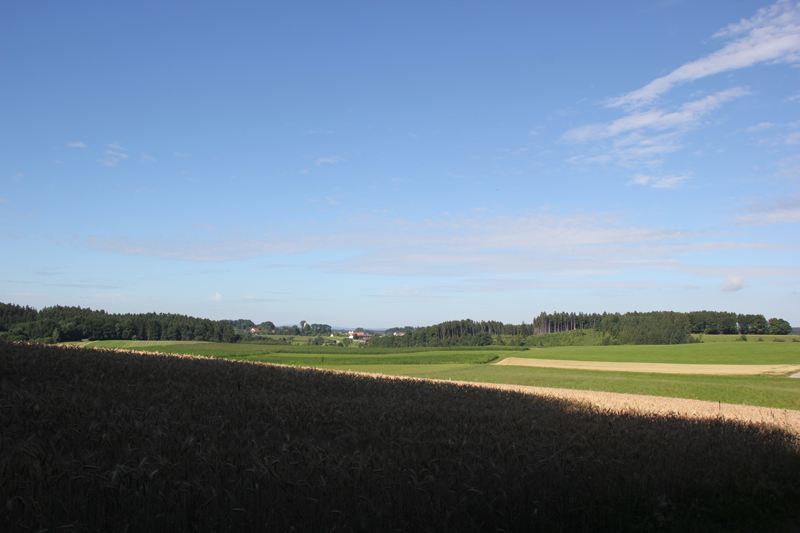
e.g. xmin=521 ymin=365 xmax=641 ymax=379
xmin=369 ymin=319 xmax=523 ymax=348
xmin=226 ymin=319 xmax=332 ymax=337
xmin=369 ymin=310 xmax=793 ymax=348
xmin=533 ymin=310 xmax=791 ymax=337
xmin=0 ymin=302 xmax=238 ymax=343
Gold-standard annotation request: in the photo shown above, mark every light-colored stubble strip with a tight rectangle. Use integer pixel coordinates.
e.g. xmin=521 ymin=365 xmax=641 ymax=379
xmin=495 ymin=357 xmax=800 ymax=376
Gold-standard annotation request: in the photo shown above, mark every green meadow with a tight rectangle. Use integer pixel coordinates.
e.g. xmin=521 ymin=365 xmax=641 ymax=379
xmin=75 ymin=338 xmax=800 ymax=410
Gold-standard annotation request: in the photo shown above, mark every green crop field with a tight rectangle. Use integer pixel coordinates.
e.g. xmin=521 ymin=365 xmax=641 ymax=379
xmin=73 ymin=339 xmax=800 ymax=410
xmin=224 ymin=351 xmax=500 ymax=366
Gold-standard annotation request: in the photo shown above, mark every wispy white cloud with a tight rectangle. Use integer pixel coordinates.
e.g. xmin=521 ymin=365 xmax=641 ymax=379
xmin=608 ymin=0 xmax=800 ymax=109
xmin=785 ymin=131 xmax=800 ymax=144
xmin=58 ymin=204 xmax=796 ymax=297
xmin=316 ymin=156 xmax=342 ymax=165
xmin=565 ymin=88 xmax=750 ymax=143
xmin=629 ymin=174 xmax=691 ymax=189
xmin=67 ymin=141 xmax=87 ymax=148
xmin=775 ymin=155 xmax=800 ymax=179
xmin=766 ymin=280 xmax=800 ymax=286
xmin=734 ymin=194 xmax=800 ymax=225
xmin=209 ymin=292 xmax=222 ymax=300
xmin=97 ymin=143 xmax=129 ymax=166
xmin=684 ymin=265 xmax=800 ymax=278
xmin=11 ymin=173 xmax=23 ymax=181
xmin=748 ymin=122 xmax=775 ymax=131
xmin=564 ymin=88 xmax=750 ymax=166
xmin=721 ymin=276 xmax=745 ymax=292
xmin=0 ymin=198 xmax=9 ymax=204
xmin=372 ymin=279 xmax=693 ymax=298
xmin=376 ymin=284 xmax=428 ymax=298
xmin=140 ymin=153 xmax=156 ymax=163
xmin=97 ymin=151 xmax=129 ymax=167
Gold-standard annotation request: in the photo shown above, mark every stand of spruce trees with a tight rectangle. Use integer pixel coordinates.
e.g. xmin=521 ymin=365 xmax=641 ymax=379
xmin=368 ymin=311 xmax=792 ymax=348
xmin=0 ymin=302 xmax=238 ymax=344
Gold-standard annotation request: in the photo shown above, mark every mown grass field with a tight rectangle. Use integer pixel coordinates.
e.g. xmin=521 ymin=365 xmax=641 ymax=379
xmin=74 ymin=338 xmax=800 ymax=410
xmin=3 ymin=341 xmax=799 ymax=532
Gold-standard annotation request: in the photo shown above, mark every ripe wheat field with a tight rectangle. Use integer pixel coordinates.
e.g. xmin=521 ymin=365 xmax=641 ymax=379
xmin=2 ymin=341 xmax=800 ymax=532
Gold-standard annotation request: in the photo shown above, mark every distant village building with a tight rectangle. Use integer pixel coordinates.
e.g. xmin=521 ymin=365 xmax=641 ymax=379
xmin=250 ymin=328 xmax=260 ymax=334
xmin=393 ymin=332 xmax=405 ymax=336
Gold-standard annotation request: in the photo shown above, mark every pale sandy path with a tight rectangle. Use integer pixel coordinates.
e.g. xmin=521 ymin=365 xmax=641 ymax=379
xmin=495 ymin=357 xmax=800 ymax=376
xmin=459 ymin=380 xmax=800 ymax=434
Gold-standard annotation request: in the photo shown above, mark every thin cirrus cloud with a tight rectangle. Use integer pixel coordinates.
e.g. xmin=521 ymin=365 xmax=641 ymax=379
xmin=775 ymin=155 xmax=800 ymax=179
xmin=608 ymin=0 xmax=800 ymax=110
xmin=629 ymin=174 xmax=691 ymax=189
xmin=69 ymin=207 xmax=799 ymax=283
xmin=373 ymin=279 xmax=690 ymax=299
xmin=97 ymin=143 xmax=129 ymax=166
xmin=564 ymin=0 xmax=800 ymax=168
xmin=66 ymin=141 xmax=87 ymax=148
xmin=97 ymin=151 xmax=129 ymax=166
xmin=684 ymin=265 xmax=800 ymax=278
xmin=564 ymin=88 xmax=750 ymax=143
xmin=734 ymin=194 xmax=800 ymax=225
xmin=70 ymin=208 xmax=765 ymax=276
xmin=325 ymin=239 xmax=789 ymax=278
xmin=748 ymin=122 xmax=775 ymax=131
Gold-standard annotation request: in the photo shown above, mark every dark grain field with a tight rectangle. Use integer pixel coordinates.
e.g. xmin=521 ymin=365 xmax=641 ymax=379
xmin=2 ymin=341 xmax=799 ymax=532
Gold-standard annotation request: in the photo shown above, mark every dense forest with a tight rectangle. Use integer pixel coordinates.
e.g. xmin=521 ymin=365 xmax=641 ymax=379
xmin=227 ymin=319 xmax=332 ymax=337
xmin=0 ymin=303 xmax=238 ymax=343
xmin=368 ymin=311 xmax=793 ymax=348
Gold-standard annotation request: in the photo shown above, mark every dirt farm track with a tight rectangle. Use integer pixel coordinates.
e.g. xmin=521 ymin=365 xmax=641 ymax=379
xmin=470 ymin=380 xmax=800 ymax=435
xmin=495 ymin=356 xmax=800 ymax=376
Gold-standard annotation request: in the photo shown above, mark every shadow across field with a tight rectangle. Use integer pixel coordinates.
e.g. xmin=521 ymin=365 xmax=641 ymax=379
xmin=2 ymin=341 xmax=799 ymax=532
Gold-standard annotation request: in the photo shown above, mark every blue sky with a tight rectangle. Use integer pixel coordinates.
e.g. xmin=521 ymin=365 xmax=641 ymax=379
xmin=2 ymin=0 xmax=799 ymax=328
